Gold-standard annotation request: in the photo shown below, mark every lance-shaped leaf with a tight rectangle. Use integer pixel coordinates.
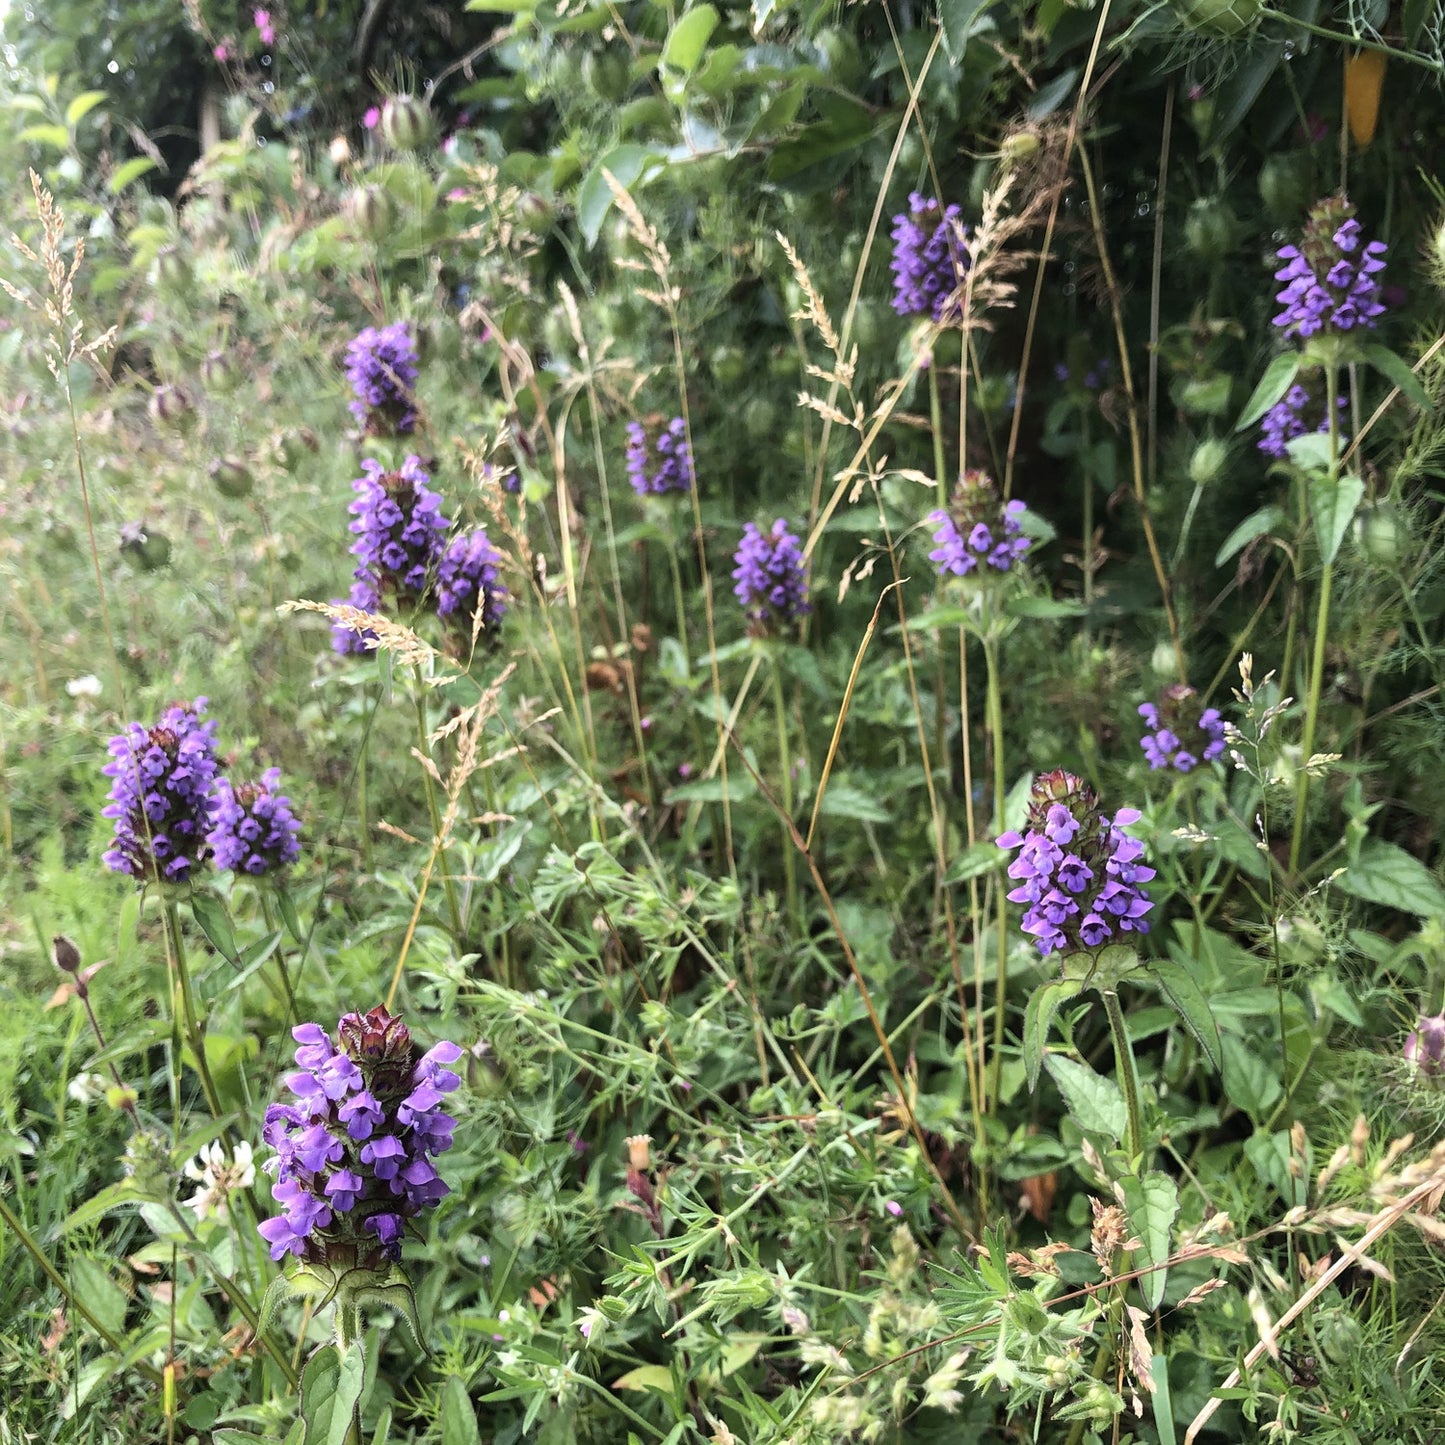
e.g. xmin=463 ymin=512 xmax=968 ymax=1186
xmin=1022 ymin=976 xmax=1085 ymax=1091
xmin=1146 ymin=957 xmax=1222 ymax=1071
xmin=1119 ymin=1171 xmax=1179 ymax=1312
xmin=299 ymin=1343 xmax=366 ymax=1445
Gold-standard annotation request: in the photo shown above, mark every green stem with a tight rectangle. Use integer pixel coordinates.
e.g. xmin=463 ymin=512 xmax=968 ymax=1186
xmin=1102 ymin=987 xmax=1145 ymax=1165
xmin=983 ymin=632 xmax=1009 ymax=1108
xmin=0 ymin=1187 xmax=164 ymax=1385
xmin=770 ymin=653 xmax=800 ymax=926
xmin=413 ymin=684 xmax=463 ymax=944
xmin=163 ymin=900 xmax=225 ymax=1121
xmin=1288 ymin=362 xmax=1340 ymax=876
xmin=259 ymin=892 xmax=299 ymax=1022
xmin=928 ymin=364 xmax=950 ymax=510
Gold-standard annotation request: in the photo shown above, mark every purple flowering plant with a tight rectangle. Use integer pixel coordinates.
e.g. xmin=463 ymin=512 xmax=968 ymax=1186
xmin=256 ymin=1007 xmax=460 ymax=1358
xmin=1272 ymin=198 xmax=1387 ymax=347
xmin=625 ymin=417 xmax=693 ymax=496
xmin=927 ymin=470 xmax=1031 ymax=580
xmin=733 ymin=519 xmax=810 ymax=636
xmin=1138 ymin=685 xmax=1226 ymax=774
xmin=346 ymin=455 xmax=449 ymax=609
xmin=103 ymin=699 xmax=221 ymax=885
xmin=890 ymin=193 xmax=969 ymax=323
xmin=435 ymin=528 xmax=508 ymax=645
xmin=344 ymin=321 xmax=419 ymax=436
xmin=209 ymin=768 xmax=302 ymax=876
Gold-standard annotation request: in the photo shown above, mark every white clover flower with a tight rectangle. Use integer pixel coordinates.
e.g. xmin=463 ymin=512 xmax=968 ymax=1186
xmin=66 ymin=674 xmax=103 ymax=699
xmin=183 ymin=1140 xmax=256 ymax=1221
xmin=67 ymin=1071 xmax=108 ymax=1105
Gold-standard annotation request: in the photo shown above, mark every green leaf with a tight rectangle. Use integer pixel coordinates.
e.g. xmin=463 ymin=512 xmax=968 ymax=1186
xmin=1221 ymin=1032 xmax=1282 ymax=1117
xmin=1214 ymin=504 xmax=1284 ymax=568
xmin=1044 ymin=1054 xmax=1127 ymax=1138
xmin=1118 ymin=1171 xmax=1178 ymax=1311
xmin=938 ymin=0 xmax=990 ymax=65
xmin=441 ymin=1377 xmax=483 ymax=1445
xmin=662 ymin=5 xmax=720 ymax=73
xmin=1235 ymin=354 xmax=1299 ymax=431
xmin=612 ymin=1364 xmax=678 ymax=1396
xmin=1309 ymin=471 xmax=1364 ymax=567
xmin=576 ymin=144 xmax=657 ymax=246
xmin=1362 ymin=343 xmax=1433 ymax=413
xmin=466 ymin=0 xmax=537 ymax=9
xmin=1005 ymin=596 xmax=1086 ymax=619
xmin=70 ymin=1255 xmax=128 ymax=1337
xmin=299 ymin=1344 xmax=366 ymax=1445
xmin=19 ymin=123 xmax=72 ymax=151
xmin=1404 ymin=0 xmax=1433 ymax=44
xmin=1022 ymin=977 xmax=1084 ymax=1091
xmin=943 ymin=840 xmax=1004 ymax=885
xmin=109 ymin=157 xmax=158 ymax=193
xmin=1146 ymin=958 xmax=1222 ymax=1071
xmin=276 ymin=886 xmax=304 ymax=942
xmin=190 ymin=890 xmax=240 ymax=964
xmin=52 ymin=1178 xmax=148 ymax=1238
xmin=815 ymin=783 xmax=890 ymax=824
xmin=1338 ymin=838 xmax=1445 ymax=917
xmin=65 ymin=91 xmax=108 ymax=126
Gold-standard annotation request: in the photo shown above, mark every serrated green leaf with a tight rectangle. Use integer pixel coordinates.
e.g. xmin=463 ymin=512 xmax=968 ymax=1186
xmin=65 ymin=91 xmax=108 ymax=126
xmin=1118 ymin=1171 xmax=1178 ymax=1311
xmin=1214 ymin=504 xmax=1284 ymax=568
xmin=109 ymin=157 xmax=158 ymax=193
xmin=662 ymin=5 xmax=720 ymax=73
xmin=1363 ymin=343 xmax=1433 ymax=412
xmin=1146 ymin=957 xmax=1222 ymax=1071
xmin=1309 ymin=472 xmax=1364 ymax=567
xmin=441 ymin=1377 xmax=482 ymax=1445
xmin=299 ymin=1344 xmax=365 ymax=1445
xmin=1022 ymin=977 xmax=1084 ymax=1091
xmin=52 ymin=1178 xmax=148 ymax=1239
xmin=1235 ymin=353 xmax=1299 ymax=431
xmin=70 ymin=1255 xmax=128 ymax=1337
xmin=1338 ymin=838 xmax=1445 ymax=917
xmin=356 ymin=1274 xmax=428 ymax=1356
xmin=1044 ymin=1054 xmax=1127 ymax=1137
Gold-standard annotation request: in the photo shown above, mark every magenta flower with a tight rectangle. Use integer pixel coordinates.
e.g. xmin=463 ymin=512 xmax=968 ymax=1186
xmin=254 ymin=8 xmax=277 ymax=46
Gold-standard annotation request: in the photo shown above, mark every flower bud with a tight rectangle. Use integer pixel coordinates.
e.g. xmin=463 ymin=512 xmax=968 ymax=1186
xmin=625 ymin=1134 xmax=652 ymax=1172
xmin=380 ymin=94 xmax=434 ymax=152
xmin=119 ymin=521 xmax=172 ymax=572
xmin=209 ymin=457 xmax=254 ymax=499
xmin=148 ymin=384 xmax=193 ymax=430
xmin=52 ymin=934 xmax=82 ymax=975
xmin=329 ymin=134 xmax=353 ymax=167
xmin=1257 ymin=153 xmax=1312 ymax=220
xmin=999 ymin=130 xmax=1040 ymax=165
xmin=1352 ymin=501 xmax=1407 ymax=568
xmin=1150 ymin=641 xmax=1178 ymax=680
xmin=1187 ymin=435 xmax=1229 ymax=487
xmin=1184 ymin=198 xmax=1237 ymax=261
xmin=346 ymin=184 xmax=396 ymax=242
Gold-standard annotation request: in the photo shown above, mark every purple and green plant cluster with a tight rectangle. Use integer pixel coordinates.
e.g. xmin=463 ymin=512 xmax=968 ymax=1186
xmin=890 ymin=193 xmax=969 ymax=322
xmin=732 ymin=519 xmax=811 ymax=634
xmin=258 ymin=1007 xmax=460 ymax=1263
xmin=1138 ymin=685 xmax=1226 ymax=773
xmin=345 ymin=321 xmax=419 ymax=435
xmin=927 ymin=470 xmax=1030 ymax=577
xmin=625 ymin=417 xmax=693 ymax=496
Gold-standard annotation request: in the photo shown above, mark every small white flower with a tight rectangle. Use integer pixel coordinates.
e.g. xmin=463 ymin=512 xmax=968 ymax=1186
xmin=183 ymin=1140 xmax=256 ymax=1221
xmin=66 ymin=674 xmax=103 ymax=699
xmin=67 ymin=1072 xmax=108 ymax=1104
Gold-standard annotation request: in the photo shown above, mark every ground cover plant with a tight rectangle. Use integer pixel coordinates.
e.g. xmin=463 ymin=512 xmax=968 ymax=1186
xmin=3 ymin=0 xmax=1445 ymax=1441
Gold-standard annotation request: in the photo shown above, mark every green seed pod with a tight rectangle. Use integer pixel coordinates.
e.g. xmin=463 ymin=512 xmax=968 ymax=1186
xmin=1184 ymin=198 xmax=1238 ymax=261
xmin=1188 ymin=435 xmax=1230 ymax=487
xmin=999 ymin=130 xmax=1041 ymax=166
xmin=1258 ymin=153 xmax=1312 ymax=222
xmin=120 ymin=523 xmax=172 ymax=572
xmin=380 ymin=94 xmax=434 ymax=152
xmin=209 ymin=457 xmax=254 ymax=499
xmin=1172 ymin=0 xmax=1262 ymax=36
xmin=1176 ymin=373 xmax=1233 ymax=417
xmin=346 ymin=183 xmax=396 ymax=241
xmin=1353 ymin=500 xmax=1407 ymax=567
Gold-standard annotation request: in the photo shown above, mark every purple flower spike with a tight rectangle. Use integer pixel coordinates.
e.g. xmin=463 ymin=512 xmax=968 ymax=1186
xmin=997 ymin=769 xmax=1154 ymax=959
xmin=1271 ymin=198 xmax=1388 ymax=342
xmin=345 ymin=321 xmax=419 ymax=435
xmin=890 ymin=193 xmax=969 ymax=322
xmin=102 ymin=699 xmax=220 ymax=884
xmin=257 ymin=1006 xmax=460 ymax=1265
xmin=347 ymin=455 xmax=450 ymax=608
xmin=1138 ymin=685 xmax=1227 ymax=774
xmin=732 ymin=519 xmax=810 ymax=636
xmin=625 ymin=417 xmax=694 ymax=496
xmin=435 ymin=528 xmax=508 ymax=640
xmin=209 ymin=767 xmax=302 ymax=877
xmin=1258 ymin=382 xmax=1350 ymax=459
xmin=928 ymin=470 xmax=1031 ymax=578
xmin=1405 ymin=1013 xmax=1445 ymax=1076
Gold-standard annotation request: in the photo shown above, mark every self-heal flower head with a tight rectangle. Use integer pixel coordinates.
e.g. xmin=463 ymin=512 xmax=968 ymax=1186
xmin=102 ymin=699 xmax=220 ymax=884
xmin=928 ymin=469 xmax=1030 ymax=578
xmin=1258 ymin=382 xmax=1349 ymax=459
xmin=258 ymin=1008 xmax=460 ymax=1266
xmin=890 ymin=193 xmax=969 ymax=322
xmin=732 ymin=519 xmax=810 ymax=636
xmin=209 ymin=767 xmax=302 ymax=876
xmin=435 ymin=528 xmax=508 ymax=641
xmin=347 ymin=455 xmax=449 ymax=607
xmin=344 ymin=321 xmax=419 ymax=435
xmin=625 ymin=417 xmax=694 ymax=496
xmin=1272 ymin=197 xmax=1388 ymax=342
xmin=1404 ymin=1012 xmax=1445 ymax=1077
xmin=996 ymin=769 xmax=1154 ymax=958
xmin=330 ymin=582 xmax=380 ymax=657
xmin=1138 ymin=684 xmax=1226 ymax=774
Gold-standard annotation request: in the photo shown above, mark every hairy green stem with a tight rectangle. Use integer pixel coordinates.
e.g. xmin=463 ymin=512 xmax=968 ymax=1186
xmin=983 ymin=632 xmax=1009 ymax=1108
xmin=1102 ymin=987 xmax=1145 ymax=1165
xmin=163 ymin=900 xmax=225 ymax=1121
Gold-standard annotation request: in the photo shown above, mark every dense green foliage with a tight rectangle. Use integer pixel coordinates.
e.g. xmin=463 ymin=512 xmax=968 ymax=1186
xmin=3 ymin=0 xmax=1445 ymax=1441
